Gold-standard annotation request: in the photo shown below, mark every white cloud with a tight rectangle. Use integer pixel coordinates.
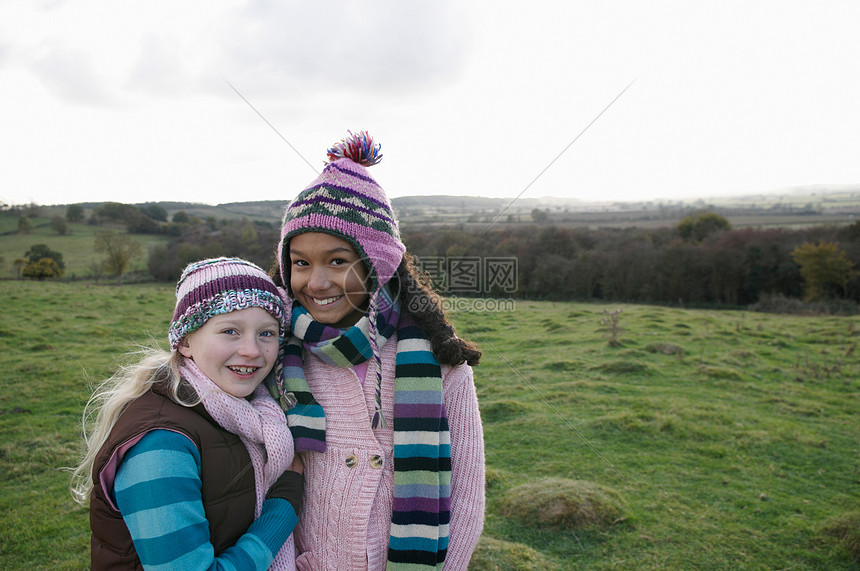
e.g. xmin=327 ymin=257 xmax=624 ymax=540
xmin=213 ymin=1 xmax=476 ymax=98
xmin=126 ymin=33 xmax=196 ymax=97
xmin=29 ymin=42 xmax=116 ymax=107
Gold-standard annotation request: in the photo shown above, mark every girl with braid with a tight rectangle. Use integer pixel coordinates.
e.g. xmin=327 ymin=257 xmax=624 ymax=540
xmin=270 ymin=131 xmax=485 ymax=570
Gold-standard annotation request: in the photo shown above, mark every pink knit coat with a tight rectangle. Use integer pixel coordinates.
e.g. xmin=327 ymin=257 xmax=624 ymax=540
xmin=293 ymin=333 xmax=486 ymax=571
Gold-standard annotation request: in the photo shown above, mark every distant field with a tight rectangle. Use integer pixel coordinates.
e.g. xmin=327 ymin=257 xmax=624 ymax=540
xmin=9 ymin=187 xmax=859 ymax=233
xmin=1 ymin=281 xmax=858 ymax=569
xmin=0 ymin=218 xmax=168 ymax=279
xmin=402 ymin=212 xmax=858 ymax=232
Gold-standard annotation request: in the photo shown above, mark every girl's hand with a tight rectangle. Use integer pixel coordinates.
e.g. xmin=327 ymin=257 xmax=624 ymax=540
xmin=288 ymin=454 xmax=304 ymax=475
xmin=267 ymin=457 xmax=305 ymax=514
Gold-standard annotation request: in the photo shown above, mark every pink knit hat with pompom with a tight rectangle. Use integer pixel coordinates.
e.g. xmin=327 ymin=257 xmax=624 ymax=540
xmin=277 ymin=131 xmax=405 ymax=296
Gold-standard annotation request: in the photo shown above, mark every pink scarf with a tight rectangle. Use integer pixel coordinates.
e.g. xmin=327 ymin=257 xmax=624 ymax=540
xmin=180 ymin=359 xmax=296 ymax=570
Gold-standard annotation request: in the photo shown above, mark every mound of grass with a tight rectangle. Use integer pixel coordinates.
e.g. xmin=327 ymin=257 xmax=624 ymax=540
xmin=542 ymin=320 xmax=568 ymax=333
xmin=480 ymin=399 xmax=530 ymax=423
xmin=461 ymin=325 xmax=496 ymax=334
xmin=468 ymin=536 xmax=558 ymax=571
xmin=543 ymin=360 xmax=581 ymax=372
xmin=591 ymin=410 xmax=681 ymax=435
xmin=699 ymin=365 xmax=743 ymax=380
xmin=499 ymin=478 xmax=627 ymax=531
xmin=593 ymin=360 xmax=652 ymax=375
xmin=644 ymin=342 xmax=683 ymax=356
xmin=485 ymin=467 xmax=510 ymax=490
xmin=821 ymin=511 xmax=860 ymax=562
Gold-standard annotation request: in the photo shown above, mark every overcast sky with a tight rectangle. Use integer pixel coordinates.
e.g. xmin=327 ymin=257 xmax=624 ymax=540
xmin=2 ymin=1 xmax=859 ymax=207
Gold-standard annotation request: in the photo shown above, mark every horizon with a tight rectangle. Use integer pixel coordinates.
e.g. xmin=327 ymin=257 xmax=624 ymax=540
xmin=10 ymin=183 xmax=860 ymax=210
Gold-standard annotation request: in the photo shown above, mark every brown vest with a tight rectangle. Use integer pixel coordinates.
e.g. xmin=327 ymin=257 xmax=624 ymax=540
xmin=89 ymin=387 xmax=257 ymax=570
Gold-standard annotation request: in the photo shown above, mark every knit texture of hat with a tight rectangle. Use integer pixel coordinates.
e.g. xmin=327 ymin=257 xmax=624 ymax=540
xmin=277 ymin=130 xmax=405 ymax=295
xmin=168 ymin=257 xmax=286 ymax=350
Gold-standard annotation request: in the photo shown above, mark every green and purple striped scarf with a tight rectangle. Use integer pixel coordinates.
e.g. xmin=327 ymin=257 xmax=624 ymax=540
xmin=271 ymin=289 xmax=451 ymax=569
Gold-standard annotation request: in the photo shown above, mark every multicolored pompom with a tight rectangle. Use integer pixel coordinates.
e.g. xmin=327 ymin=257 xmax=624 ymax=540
xmin=326 ymin=130 xmax=382 ymax=167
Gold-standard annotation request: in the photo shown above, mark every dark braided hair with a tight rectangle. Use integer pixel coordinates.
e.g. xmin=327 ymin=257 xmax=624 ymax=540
xmin=389 ymin=252 xmax=481 ymax=367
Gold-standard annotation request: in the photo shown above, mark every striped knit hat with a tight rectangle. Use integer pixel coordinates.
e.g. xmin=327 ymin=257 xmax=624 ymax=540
xmin=277 ymin=130 xmax=405 ymax=297
xmin=169 ymin=257 xmax=287 ymax=350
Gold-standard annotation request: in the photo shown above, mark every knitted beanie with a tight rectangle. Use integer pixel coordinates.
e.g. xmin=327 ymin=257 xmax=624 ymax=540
xmin=168 ymin=257 xmax=287 ymax=350
xmin=277 ymin=130 xmax=405 ymax=297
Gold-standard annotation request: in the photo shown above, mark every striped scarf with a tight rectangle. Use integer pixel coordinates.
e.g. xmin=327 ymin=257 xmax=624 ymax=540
xmin=271 ymin=290 xmax=451 ymax=569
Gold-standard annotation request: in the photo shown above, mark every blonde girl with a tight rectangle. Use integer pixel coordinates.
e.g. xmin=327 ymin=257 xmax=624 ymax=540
xmin=71 ymin=257 xmax=302 ymax=570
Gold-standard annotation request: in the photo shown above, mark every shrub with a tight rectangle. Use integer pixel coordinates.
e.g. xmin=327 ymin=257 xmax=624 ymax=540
xmin=599 ymin=308 xmax=625 ymax=347
xmin=50 ymin=215 xmax=69 ymax=235
xmin=25 ymin=244 xmax=65 ymax=269
xmin=22 ymin=258 xmax=64 ymax=280
xmin=677 ymin=211 xmax=731 ymax=243
xmin=792 ymin=241 xmax=856 ymax=301
xmin=17 ymin=216 xmax=34 ymax=234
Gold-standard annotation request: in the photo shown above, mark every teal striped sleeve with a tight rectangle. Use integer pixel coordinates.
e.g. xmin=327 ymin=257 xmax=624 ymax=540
xmin=114 ymin=429 xmax=297 ymax=571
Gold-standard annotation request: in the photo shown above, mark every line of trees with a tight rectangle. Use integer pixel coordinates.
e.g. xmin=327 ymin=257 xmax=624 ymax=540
xmin=147 ymin=220 xmax=279 ymax=281
xmin=10 ymin=200 xmax=859 ymax=309
xmin=402 ymin=213 xmax=860 ymax=306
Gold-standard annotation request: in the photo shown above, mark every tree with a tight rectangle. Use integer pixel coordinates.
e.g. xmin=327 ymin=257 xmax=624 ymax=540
xmin=22 ymin=257 xmax=64 ymax=280
xmin=94 ymin=202 xmax=136 ymax=223
xmin=91 ymin=202 xmax=161 ymax=234
xmin=50 ymin=215 xmax=69 ymax=235
xmin=87 ymin=261 xmax=105 ymax=283
xmin=20 ymin=202 xmax=41 ymax=218
xmin=13 ymin=258 xmax=26 ymax=279
xmin=172 ymin=210 xmax=190 ymax=224
xmin=94 ymin=229 xmax=143 ymax=283
xmin=140 ymin=203 xmax=168 ymax=222
xmin=17 ymin=216 xmax=34 ymax=234
xmin=791 ymin=241 xmax=856 ymax=301
xmin=25 ymin=244 xmax=65 ymax=269
xmin=677 ymin=212 xmax=731 ymax=243
xmin=531 ymin=209 xmax=550 ymax=224
xmin=66 ymin=204 xmax=85 ymax=222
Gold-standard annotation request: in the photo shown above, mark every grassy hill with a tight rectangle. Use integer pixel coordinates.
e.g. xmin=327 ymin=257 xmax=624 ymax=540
xmin=0 ymin=281 xmax=857 ymax=569
xmin=0 ymin=216 xmax=169 ymax=280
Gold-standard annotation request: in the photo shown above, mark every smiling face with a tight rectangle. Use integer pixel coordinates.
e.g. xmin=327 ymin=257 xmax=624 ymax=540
xmin=177 ymin=307 xmax=280 ymax=398
xmin=288 ymin=232 xmax=371 ymax=328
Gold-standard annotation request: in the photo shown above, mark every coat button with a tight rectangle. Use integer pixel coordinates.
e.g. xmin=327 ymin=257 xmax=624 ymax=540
xmin=345 ymin=454 xmax=358 ymax=468
xmin=369 ymin=455 xmax=383 ymax=469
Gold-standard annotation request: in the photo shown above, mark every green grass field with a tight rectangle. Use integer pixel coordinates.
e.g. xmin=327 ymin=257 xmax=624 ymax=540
xmin=0 ymin=281 xmax=858 ymax=569
xmin=0 ymin=218 xmax=168 ymax=279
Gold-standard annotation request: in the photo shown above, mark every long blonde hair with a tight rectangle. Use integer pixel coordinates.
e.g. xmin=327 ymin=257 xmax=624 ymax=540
xmin=69 ymin=348 xmax=196 ymax=505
